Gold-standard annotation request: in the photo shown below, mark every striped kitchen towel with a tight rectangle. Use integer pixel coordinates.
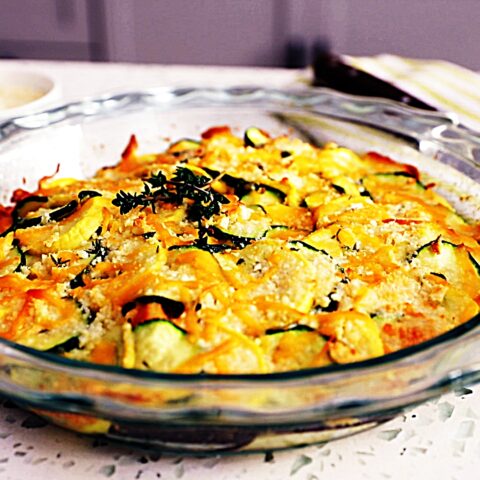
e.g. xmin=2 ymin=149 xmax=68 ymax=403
xmin=347 ymin=54 xmax=480 ymax=131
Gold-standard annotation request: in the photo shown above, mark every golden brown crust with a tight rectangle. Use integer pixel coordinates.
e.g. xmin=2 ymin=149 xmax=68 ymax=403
xmin=0 ymin=127 xmax=478 ymax=373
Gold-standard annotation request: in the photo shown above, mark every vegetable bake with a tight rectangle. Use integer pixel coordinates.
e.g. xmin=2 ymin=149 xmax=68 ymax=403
xmin=0 ymin=126 xmax=479 ymax=374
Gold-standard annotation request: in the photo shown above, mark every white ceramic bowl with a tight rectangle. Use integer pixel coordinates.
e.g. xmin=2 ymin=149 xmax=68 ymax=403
xmin=0 ymin=70 xmax=59 ymax=121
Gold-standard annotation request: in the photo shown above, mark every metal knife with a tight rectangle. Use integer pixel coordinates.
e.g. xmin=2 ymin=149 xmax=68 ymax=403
xmin=312 ymin=52 xmax=437 ymax=111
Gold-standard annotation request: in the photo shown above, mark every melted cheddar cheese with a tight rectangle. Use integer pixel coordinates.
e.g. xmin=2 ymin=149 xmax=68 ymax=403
xmin=0 ymin=126 xmax=479 ymax=373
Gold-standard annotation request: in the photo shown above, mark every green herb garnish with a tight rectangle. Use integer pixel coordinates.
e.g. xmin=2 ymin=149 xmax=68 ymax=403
xmin=69 ymin=239 xmax=110 ymax=289
xmin=112 ymin=167 xmax=229 ymax=221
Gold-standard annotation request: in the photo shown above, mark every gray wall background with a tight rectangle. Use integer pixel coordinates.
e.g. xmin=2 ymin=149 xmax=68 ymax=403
xmin=1 ymin=0 xmax=479 ymax=70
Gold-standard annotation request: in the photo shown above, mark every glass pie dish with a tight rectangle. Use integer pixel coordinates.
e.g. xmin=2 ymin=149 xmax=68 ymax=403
xmin=1 ymin=87 xmax=480 ymax=454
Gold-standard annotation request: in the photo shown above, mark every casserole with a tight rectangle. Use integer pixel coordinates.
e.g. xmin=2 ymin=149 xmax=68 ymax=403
xmin=0 ymin=88 xmax=479 ymax=453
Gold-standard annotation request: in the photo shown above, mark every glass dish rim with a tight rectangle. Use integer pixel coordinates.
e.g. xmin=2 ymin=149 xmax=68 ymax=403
xmin=1 ymin=85 xmax=480 ymax=386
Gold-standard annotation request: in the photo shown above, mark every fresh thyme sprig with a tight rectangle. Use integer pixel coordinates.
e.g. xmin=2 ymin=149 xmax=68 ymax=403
xmin=69 ymin=239 xmax=110 ymax=289
xmin=87 ymin=239 xmax=110 ymax=262
xmin=50 ymin=255 xmax=70 ymax=267
xmin=112 ymin=167 xmax=229 ymax=221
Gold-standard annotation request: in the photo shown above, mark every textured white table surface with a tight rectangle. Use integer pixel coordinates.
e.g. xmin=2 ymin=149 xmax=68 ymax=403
xmin=0 ymin=59 xmax=479 ymax=480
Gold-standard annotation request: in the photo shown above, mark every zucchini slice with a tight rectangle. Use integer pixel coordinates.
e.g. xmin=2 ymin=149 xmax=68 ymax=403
xmin=12 ymin=199 xmax=79 ymax=232
xmin=302 ymin=228 xmax=343 ymax=258
xmin=265 ymin=324 xmax=314 ymax=335
xmin=244 ymin=127 xmax=270 ymax=148
xmin=12 ymin=195 xmax=48 ymax=218
xmin=377 ymin=171 xmax=424 ymax=185
xmin=48 ymin=200 xmax=79 ymax=222
xmin=295 ymin=146 xmax=364 ymax=177
xmin=122 ymin=295 xmax=185 ymax=320
xmin=469 ymin=252 xmax=480 ymax=276
xmin=211 ymin=205 xmax=270 ymax=240
xmin=319 ymin=311 xmax=384 ymax=364
xmin=207 ymin=227 xmax=257 ymax=249
xmin=78 ymin=190 xmax=102 ymax=202
xmin=263 ymin=225 xmax=307 ymax=241
xmin=0 ymin=235 xmax=26 ymax=275
xmin=21 ymin=303 xmax=87 ymax=351
xmin=288 ymin=240 xmax=323 ymax=253
xmin=361 ymin=172 xmax=425 ymax=199
xmin=331 ymin=176 xmax=361 ymax=197
xmin=241 ymin=185 xmax=285 ymax=207
xmin=235 ymin=239 xmax=338 ymax=312
xmin=15 ymin=196 xmax=108 ymax=254
xmin=0 ymin=279 xmax=89 ymax=351
xmin=170 ymin=241 xmax=238 ymax=253
xmin=133 ymin=319 xmax=197 ymax=371
xmin=205 ymin=171 xmax=250 ymax=196
xmin=264 ymin=204 xmax=313 ymax=230
xmin=413 ymin=238 xmax=480 ymax=296
xmin=260 ymin=328 xmax=328 ymax=371
xmin=58 ymin=198 xmax=107 ymax=249
xmin=168 ymin=138 xmax=201 ymax=154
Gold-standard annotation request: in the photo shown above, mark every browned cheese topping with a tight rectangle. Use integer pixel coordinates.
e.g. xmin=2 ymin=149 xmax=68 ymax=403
xmin=0 ymin=126 xmax=479 ymax=373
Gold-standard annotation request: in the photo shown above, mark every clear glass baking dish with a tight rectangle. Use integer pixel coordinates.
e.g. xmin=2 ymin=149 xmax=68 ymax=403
xmin=1 ymin=87 xmax=480 ymax=454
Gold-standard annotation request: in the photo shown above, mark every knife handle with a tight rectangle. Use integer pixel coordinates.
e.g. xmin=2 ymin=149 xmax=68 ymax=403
xmin=312 ymin=52 xmax=437 ymax=111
